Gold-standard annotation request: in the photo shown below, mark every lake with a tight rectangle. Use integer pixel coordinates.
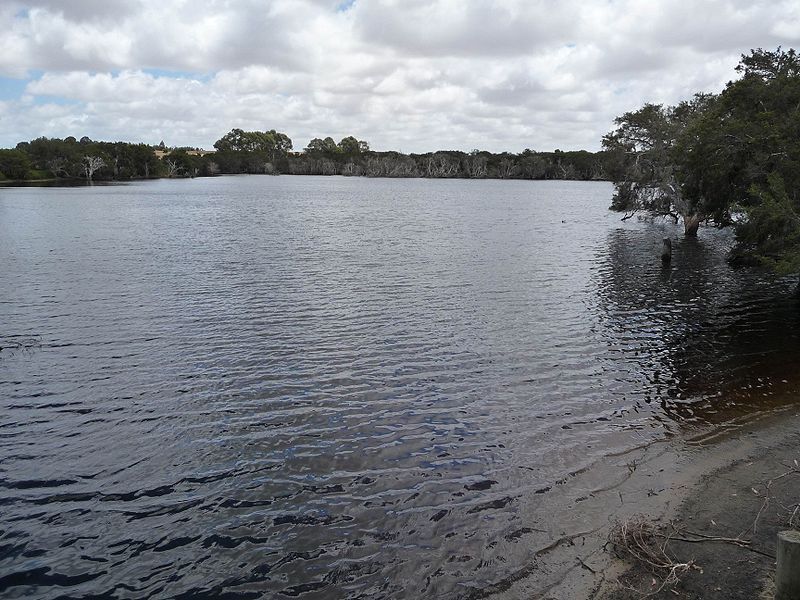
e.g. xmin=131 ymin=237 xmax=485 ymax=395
xmin=1 ymin=176 xmax=799 ymax=599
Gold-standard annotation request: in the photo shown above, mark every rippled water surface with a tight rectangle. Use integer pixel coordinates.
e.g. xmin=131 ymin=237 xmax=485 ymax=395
xmin=2 ymin=176 xmax=799 ymax=599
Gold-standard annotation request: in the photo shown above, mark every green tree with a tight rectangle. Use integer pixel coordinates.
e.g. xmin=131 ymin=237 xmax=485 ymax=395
xmin=702 ymin=48 xmax=800 ymax=270
xmin=603 ymin=95 xmax=714 ymax=235
xmin=305 ymin=137 xmax=339 ymax=154
xmin=0 ymin=149 xmax=32 ymax=180
xmin=733 ymin=173 xmax=800 ymax=273
xmin=337 ymin=136 xmax=369 ymax=155
xmin=212 ymin=129 xmax=292 ymax=173
xmin=213 ymin=128 xmax=292 ymax=155
xmin=164 ymin=149 xmax=198 ymax=177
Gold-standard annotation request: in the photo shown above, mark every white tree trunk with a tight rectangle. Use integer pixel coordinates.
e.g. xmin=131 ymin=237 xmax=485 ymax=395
xmin=83 ymin=156 xmax=105 ymax=182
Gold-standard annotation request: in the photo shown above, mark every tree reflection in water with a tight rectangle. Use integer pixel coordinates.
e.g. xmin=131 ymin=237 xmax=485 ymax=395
xmin=593 ymin=223 xmax=800 ymax=426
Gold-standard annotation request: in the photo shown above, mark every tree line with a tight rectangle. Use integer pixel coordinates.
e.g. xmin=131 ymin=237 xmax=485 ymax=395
xmin=0 ymin=136 xmax=163 ymax=182
xmin=0 ymin=128 xmax=612 ymax=184
xmin=603 ymin=47 xmax=800 ymax=273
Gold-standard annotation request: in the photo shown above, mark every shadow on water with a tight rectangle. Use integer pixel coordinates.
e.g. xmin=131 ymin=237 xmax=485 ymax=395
xmin=594 ymin=224 xmax=800 ymax=427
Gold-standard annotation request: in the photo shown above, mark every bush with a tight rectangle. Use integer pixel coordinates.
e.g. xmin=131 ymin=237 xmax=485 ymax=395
xmin=28 ymin=169 xmax=52 ymax=180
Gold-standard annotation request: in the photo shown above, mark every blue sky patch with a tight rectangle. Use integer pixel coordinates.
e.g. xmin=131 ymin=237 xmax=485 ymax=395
xmin=0 ymin=77 xmax=29 ymax=101
xmin=336 ymin=0 xmax=356 ymax=12
xmin=143 ymin=68 xmax=212 ymax=81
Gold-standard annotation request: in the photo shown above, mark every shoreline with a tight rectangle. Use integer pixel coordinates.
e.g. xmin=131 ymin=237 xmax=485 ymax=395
xmin=0 ymin=173 xmax=612 ymax=186
xmin=468 ymin=406 xmax=800 ymax=599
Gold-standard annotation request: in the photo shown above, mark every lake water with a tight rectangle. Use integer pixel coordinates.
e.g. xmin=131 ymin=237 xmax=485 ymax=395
xmin=1 ymin=176 xmax=799 ymax=599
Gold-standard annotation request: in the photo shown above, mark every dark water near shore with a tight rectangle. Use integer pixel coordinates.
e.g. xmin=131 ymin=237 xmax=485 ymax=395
xmin=1 ymin=176 xmax=799 ymax=599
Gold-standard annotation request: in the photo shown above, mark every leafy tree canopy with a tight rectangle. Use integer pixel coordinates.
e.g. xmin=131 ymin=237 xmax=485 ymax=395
xmin=213 ymin=128 xmax=293 ymax=154
xmin=304 ymin=136 xmax=369 ymax=155
xmin=603 ymin=95 xmax=715 ymax=235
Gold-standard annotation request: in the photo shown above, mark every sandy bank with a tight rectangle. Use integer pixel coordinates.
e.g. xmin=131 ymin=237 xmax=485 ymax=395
xmin=596 ymin=408 xmax=800 ymax=599
xmin=469 ymin=407 xmax=800 ymax=599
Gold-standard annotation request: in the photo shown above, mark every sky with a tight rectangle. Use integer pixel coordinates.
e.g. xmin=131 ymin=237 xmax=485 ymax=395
xmin=1 ymin=0 xmax=799 ymax=153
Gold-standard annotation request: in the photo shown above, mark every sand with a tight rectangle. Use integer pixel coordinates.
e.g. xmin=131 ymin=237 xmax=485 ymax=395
xmin=596 ymin=408 xmax=800 ymax=599
xmin=471 ymin=407 xmax=800 ymax=599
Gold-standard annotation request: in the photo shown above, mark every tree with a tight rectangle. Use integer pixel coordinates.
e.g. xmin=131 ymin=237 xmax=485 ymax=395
xmin=698 ymin=48 xmax=800 ymax=270
xmin=212 ymin=129 xmax=292 ymax=173
xmin=164 ymin=150 xmax=198 ymax=177
xmin=305 ymin=137 xmax=339 ymax=154
xmin=0 ymin=149 xmax=32 ymax=180
xmin=338 ymin=136 xmax=360 ymax=154
xmin=337 ymin=136 xmax=369 ymax=155
xmin=213 ymin=128 xmax=292 ymax=155
xmin=47 ymin=157 xmax=69 ymax=177
xmin=422 ymin=152 xmax=462 ymax=177
xmin=518 ymin=151 xmax=548 ymax=179
xmin=646 ymin=48 xmax=800 ymax=268
xmin=0 ymin=129 xmax=615 ymax=184
xmin=603 ymin=96 xmax=714 ymax=235
xmin=164 ymin=159 xmax=181 ymax=178
xmin=464 ymin=151 xmax=488 ymax=178
xmin=25 ymin=137 xmax=81 ymax=177
xmin=496 ymin=153 xmax=519 ymax=179
xmin=128 ymin=143 xmax=160 ymax=178
xmin=83 ymin=155 xmax=106 ymax=181
xmin=732 ymin=173 xmax=800 ymax=273
xmin=271 ymin=131 xmax=293 ymax=154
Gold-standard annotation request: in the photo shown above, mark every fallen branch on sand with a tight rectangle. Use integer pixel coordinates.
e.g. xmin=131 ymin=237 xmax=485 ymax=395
xmin=608 ymin=515 xmax=697 ymax=596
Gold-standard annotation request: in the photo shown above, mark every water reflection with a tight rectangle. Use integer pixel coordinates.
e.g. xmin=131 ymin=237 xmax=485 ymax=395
xmin=594 ymin=224 xmax=800 ymax=425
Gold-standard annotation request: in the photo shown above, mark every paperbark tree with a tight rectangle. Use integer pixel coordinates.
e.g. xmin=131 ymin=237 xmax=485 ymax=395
xmin=603 ymin=97 xmax=713 ymax=236
xmin=82 ymin=155 xmax=105 ymax=182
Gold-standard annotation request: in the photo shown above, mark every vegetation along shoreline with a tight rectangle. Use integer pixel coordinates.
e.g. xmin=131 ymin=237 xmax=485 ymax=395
xmin=0 ymin=132 xmax=610 ymax=185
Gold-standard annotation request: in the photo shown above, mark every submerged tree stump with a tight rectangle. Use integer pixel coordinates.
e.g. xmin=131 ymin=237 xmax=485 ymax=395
xmin=683 ymin=214 xmax=702 ymax=236
xmin=661 ymin=237 xmax=672 ymax=263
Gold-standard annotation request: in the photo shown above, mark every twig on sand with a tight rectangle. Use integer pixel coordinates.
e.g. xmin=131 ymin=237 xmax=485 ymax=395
xmin=663 ymin=530 xmax=775 ymax=559
xmin=577 ymin=556 xmax=597 ymax=573
xmin=739 ymin=461 xmax=800 ymax=539
xmin=786 ymin=503 xmax=800 ymax=529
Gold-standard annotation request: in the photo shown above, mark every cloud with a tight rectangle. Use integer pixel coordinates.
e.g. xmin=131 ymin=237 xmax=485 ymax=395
xmin=0 ymin=0 xmax=799 ymax=152
xmin=352 ymin=0 xmax=577 ymax=58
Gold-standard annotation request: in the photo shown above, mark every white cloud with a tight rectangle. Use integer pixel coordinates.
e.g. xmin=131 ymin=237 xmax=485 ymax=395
xmin=0 ymin=0 xmax=799 ymax=152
